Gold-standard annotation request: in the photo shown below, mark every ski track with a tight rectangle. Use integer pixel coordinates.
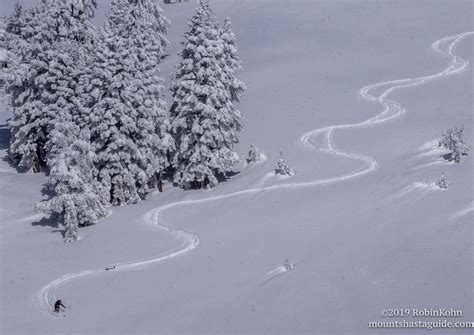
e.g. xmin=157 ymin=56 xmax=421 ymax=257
xmin=259 ymin=266 xmax=291 ymax=286
xmin=38 ymin=32 xmax=473 ymax=315
xmin=389 ymin=181 xmax=445 ymax=202
xmin=450 ymin=201 xmax=474 ymax=221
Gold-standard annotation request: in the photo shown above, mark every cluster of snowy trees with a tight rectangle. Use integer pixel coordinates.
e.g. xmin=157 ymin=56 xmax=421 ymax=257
xmin=433 ymin=126 xmax=470 ymax=192
xmin=245 ymin=144 xmax=294 ymax=177
xmin=2 ymin=0 xmax=244 ymax=242
xmin=439 ymin=126 xmax=469 ymax=163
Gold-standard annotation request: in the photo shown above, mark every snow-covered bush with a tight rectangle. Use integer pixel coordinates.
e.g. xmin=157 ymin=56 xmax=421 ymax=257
xmin=276 ymin=150 xmax=292 ymax=175
xmin=170 ymin=0 xmax=245 ymax=189
xmin=283 ymin=259 xmax=293 ymax=271
xmin=247 ymin=144 xmax=264 ymax=164
xmin=436 ymin=172 xmax=449 ymax=190
xmin=439 ymin=126 xmax=469 ymax=163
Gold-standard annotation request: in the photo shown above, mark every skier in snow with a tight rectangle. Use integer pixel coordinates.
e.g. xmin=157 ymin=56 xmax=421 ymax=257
xmin=54 ymin=299 xmax=66 ymax=313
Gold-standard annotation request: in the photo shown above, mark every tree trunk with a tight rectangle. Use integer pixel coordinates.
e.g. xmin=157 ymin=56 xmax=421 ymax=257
xmin=33 ymin=139 xmax=45 ymax=173
xmin=33 ymin=155 xmax=41 ymax=173
xmin=158 ymin=171 xmax=163 ymax=193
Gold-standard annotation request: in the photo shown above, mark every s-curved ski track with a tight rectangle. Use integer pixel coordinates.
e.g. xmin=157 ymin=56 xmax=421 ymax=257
xmin=38 ymin=32 xmax=473 ymax=315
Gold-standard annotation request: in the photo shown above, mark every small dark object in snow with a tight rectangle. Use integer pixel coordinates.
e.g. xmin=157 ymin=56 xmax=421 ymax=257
xmin=54 ymin=299 xmax=66 ymax=313
xmin=105 ymin=266 xmax=116 ymax=271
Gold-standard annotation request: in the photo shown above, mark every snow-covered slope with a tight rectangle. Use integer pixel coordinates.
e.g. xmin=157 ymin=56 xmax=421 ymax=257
xmin=1 ymin=1 xmax=473 ymax=334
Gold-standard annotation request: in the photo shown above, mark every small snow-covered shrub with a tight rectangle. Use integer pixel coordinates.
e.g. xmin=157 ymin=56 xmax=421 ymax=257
xmin=276 ymin=150 xmax=292 ymax=175
xmin=247 ymin=144 xmax=264 ymax=163
xmin=283 ymin=259 xmax=293 ymax=271
xmin=436 ymin=172 xmax=449 ymax=190
xmin=439 ymin=126 xmax=469 ymax=163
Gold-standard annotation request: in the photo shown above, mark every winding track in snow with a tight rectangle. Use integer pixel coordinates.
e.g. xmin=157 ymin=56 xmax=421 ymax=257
xmin=38 ymin=32 xmax=473 ymax=315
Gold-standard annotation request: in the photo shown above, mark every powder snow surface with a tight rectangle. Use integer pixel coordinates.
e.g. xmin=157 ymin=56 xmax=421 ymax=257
xmin=0 ymin=1 xmax=472 ymax=334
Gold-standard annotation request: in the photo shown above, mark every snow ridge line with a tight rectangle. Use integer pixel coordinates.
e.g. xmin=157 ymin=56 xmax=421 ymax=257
xmin=37 ymin=32 xmax=473 ymax=315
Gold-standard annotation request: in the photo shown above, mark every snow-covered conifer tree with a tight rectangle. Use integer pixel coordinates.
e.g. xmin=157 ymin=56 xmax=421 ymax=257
xmin=36 ymin=123 xmax=109 ymax=242
xmin=1 ymin=2 xmax=30 ymax=155
xmin=3 ymin=2 xmax=24 ymax=38
xmin=5 ymin=0 xmax=98 ymax=172
xmin=170 ymin=0 xmax=244 ymax=189
xmin=2 ymin=2 xmax=26 ymax=55
xmin=436 ymin=172 xmax=449 ymax=190
xmin=276 ymin=150 xmax=292 ymax=175
xmin=451 ymin=140 xmax=465 ymax=163
xmin=36 ymin=38 xmax=109 ymax=242
xmin=1 ymin=2 xmax=26 ymax=81
xmin=247 ymin=144 xmax=264 ymax=164
xmin=79 ymin=0 xmax=172 ymax=205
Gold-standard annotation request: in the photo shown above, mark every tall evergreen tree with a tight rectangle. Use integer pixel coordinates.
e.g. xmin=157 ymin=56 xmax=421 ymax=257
xmin=79 ymin=0 xmax=172 ymax=205
xmin=170 ymin=0 xmax=244 ymax=189
xmin=5 ymin=0 xmax=97 ymax=172
xmin=35 ymin=39 xmax=109 ymax=242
